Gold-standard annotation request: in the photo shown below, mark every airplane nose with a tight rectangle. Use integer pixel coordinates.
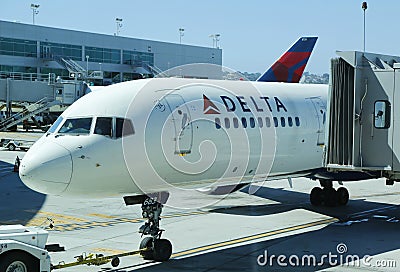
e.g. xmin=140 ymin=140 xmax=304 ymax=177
xmin=19 ymin=141 xmax=72 ymax=195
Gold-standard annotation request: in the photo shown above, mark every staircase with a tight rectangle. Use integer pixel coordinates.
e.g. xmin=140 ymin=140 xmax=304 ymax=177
xmin=56 ymin=57 xmax=86 ymax=78
xmin=0 ymin=97 xmax=61 ymax=132
xmin=146 ymin=64 xmax=168 ymax=78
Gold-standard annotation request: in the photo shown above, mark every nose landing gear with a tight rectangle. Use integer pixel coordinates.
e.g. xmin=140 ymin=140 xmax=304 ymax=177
xmin=123 ymin=193 xmax=172 ymax=262
xmin=310 ymin=180 xmax=349 ymax=207
xmin=139 ymin=197 xmax=172 ymax=262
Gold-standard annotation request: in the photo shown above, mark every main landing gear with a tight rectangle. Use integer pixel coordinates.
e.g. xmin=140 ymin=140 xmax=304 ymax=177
xmin=124 ymin=193 xmax=172 ymax=262
xmin=310 ymin=180 xmax=349 ymax=207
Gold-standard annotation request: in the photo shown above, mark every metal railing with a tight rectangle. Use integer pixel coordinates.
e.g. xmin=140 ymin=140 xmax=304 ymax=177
xmin=0 ymin=71 xmax=55 ymax=82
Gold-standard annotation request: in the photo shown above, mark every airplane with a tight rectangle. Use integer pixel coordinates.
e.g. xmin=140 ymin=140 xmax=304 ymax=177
xmin=19 ymin=76 xmax=364 ymax=262
xmin=257 ymin=37 xmax=318 ymax=83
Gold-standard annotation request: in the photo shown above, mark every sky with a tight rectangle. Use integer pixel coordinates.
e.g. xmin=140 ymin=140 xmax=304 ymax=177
xmin=0 ymin=0 xmax=398 ymax=74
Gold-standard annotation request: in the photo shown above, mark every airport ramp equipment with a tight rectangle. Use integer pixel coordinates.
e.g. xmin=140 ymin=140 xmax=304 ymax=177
xmin=0 ymin=97 xmax=60 ymax=131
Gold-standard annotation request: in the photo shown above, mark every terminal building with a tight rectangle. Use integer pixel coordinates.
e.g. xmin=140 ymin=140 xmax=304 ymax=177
xmin=0 ymin=20 xmax=222 ymax=84
xmin=0 ymin=20 xmax=222 ymax=131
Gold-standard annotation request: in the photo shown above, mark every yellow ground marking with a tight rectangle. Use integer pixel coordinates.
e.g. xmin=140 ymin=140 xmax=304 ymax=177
xmin=37 ymin=211 xmax=88 ymax=222
xmin=171 ymin=217 xmax=338 ymax=258
xmin=26 ymin=216 xmax=72 ymax=226
xmin=26 ymin=210 xmax=210 ymax=231
xmin=87 ymin=213 xmax=118 ymax=219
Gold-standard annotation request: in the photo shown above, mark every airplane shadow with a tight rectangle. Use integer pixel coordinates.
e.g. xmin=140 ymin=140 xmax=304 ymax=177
xmin=211 ymin=186 xmax=399 ymax=221
xmin=107 ymin=186 xmax=400 ymax=271
xmin=0 ymin=160 xmax=46 ymax=225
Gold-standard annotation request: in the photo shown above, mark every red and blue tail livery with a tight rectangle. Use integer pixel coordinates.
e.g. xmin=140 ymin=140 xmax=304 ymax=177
xmin=257 ymin=37 xmax=317 ymax=83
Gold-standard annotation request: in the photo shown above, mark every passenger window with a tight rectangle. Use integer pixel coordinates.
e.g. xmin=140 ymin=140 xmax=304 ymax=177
xmin=215 ymin=118 xmax=221 ymax=129
xmin=258 ymin=117 xmax=263 ymax=128
xmin=288 ymin=117 xmax=293 ymax=127
xmin=273 ymin=117 xmax=278 ymax=127
xmin=224 ymin=118 xmax=230 ymax=129
xmin=116 ymin=118 xmax=135 ymax=138
xmin=94 ymin=117 xmax=112 ymax=137
xmin=58 ymin=117 xmax=92 ymax=135
xmin=280 ymin=117 xmax=286 ymax=127
xmin=265 ymin=117 xmax=271 ymax=127
xmin=250 ymin=117 xmax=255 ymax=128
xmin=241 ymin=117 xmax=247 ymax=128
xmin=295 ymin=117 xmax=300 ymax=127
xmin=233 ymin=117 xmax=239 ymax=128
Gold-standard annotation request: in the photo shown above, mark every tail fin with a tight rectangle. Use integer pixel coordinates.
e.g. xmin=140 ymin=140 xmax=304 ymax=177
xmin=257 ymin=37 xmax=317 ymax=83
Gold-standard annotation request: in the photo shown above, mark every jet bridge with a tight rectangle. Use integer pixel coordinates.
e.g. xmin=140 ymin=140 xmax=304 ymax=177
xmin=325 ymin=51 xmax=400 ymax=183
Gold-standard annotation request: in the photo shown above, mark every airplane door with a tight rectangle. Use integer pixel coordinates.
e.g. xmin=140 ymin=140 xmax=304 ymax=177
xmin=164 ymin=94 xmax=193 ymax=155
xmin=308 ymin=97 xmax=326 ymax=145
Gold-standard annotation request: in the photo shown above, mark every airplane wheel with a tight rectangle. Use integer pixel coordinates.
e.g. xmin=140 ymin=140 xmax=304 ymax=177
xmin=140 ymin=237 xmax=154 ymax=260
xmin=324 ymin=188 xmax=338 ymax=207
xmin=337 ymin=187 xmax=349 ymax=206
xmin=310 ymin=187 xmax=323 ymax=206
xmin=153 ymin=239 xmax=172 ymax=262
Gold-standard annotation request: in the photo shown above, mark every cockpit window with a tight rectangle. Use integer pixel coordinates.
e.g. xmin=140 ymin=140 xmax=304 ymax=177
xmin=94 ymin=117 xmax=112 ymax=137
xmin=58 ymin=118 xmax=92 ymax=135
xmin=48 ymin=116 xmax=64 ymax=133
xmin=116 ymin=118 xmax=134 ymax=138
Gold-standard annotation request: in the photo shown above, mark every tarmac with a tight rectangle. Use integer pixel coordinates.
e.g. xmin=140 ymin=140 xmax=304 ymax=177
xmin=0 ymin=131 xmax=399 ymax=271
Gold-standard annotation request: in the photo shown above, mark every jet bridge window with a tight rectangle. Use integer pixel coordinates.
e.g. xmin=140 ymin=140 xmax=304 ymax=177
xmin=374 ymin=100 xmax=391 ymax=129
xmin=116 ymin=118 xmax=135 ymax=138
xmin=94 ymin=117 xmax=112 ymax=137
xmin=58 ymin=118 xmax=92 ymax=135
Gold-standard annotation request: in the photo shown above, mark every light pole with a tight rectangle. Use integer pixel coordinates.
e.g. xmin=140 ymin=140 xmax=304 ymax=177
xmin=179 ymin=28 xmax=185 ymax=44
xmin=209 ymin=34 xmax=221 ymax=48
xmin=362 ymin=2 xmax=367 ymax=53
xmin=215 ymin=34 xmax=220 ymax=48
xmin=30 ymin=4 xmax=40 ymax=25
xmin=209 ymin=34 xmax=215 ymax=48
xmin=115 ymin=18 xmax=123 ymax=36
xmin=86 ymin=55 xmax=89 ymax=77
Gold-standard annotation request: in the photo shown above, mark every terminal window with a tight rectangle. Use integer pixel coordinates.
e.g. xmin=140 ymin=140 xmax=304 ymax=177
xmin=0 ymin=37 xmax=37 ymax=58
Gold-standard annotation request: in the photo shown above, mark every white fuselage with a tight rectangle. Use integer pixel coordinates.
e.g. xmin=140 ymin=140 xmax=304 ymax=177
xmin=19 ymin=78 xmax=328 ymax=198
